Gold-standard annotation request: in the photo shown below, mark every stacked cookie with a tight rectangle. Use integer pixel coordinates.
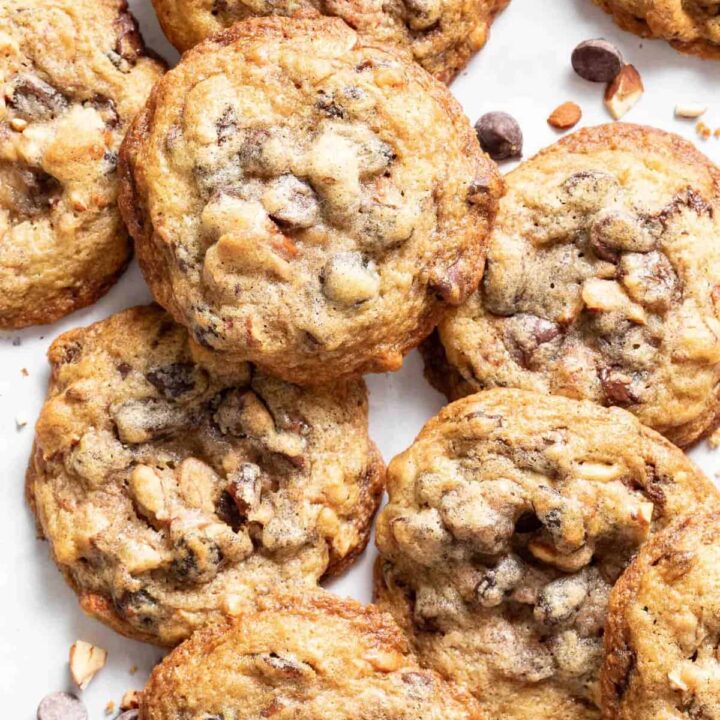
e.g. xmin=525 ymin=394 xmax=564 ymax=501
xmin=10 ymin=2 xmax=720 ymax=720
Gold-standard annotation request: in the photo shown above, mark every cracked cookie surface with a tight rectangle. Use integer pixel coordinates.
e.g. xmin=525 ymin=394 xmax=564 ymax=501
xmin=141 ymin=591 xmax=482 ymax=720
xmin=424 ymin=124 xmax=720 ymax=447
xmin=602 ymin=511 xmax=720 ymax=720
xmin=119 ymin=16 xmax=502 ymax=386
xmin=26 ymin=305 xmax=384 ymax=646
xmin=151 ymin=0 xmax=509 ymax=83
xmin=374 ymin=388 xmax=718 ymax=720
xmin=0 ymin=0 xmax=164 ymax=328
xmin=593 ymin=0 xmax=720 ymax=59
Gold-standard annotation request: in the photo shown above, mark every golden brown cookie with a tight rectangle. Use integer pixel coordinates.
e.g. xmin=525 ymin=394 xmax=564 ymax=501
xmin=27 ymin=305 xmax=384 ymax=646
xmin=0 ymin=0 xmax=164 ymax=329
xmin=141 ymin=591 xmax=483 ymax=720
xmin=593 ymin=0 xmax=720 ymax=59
xmin=375 ymin=388 xmax=719 ymax=720
xmin=424 ymin=124 xmax=720 ymax=448
xmin=602 ymin=511 xmax=720 ymax=720
xmin=119 ymin=16 xmax=502 ymax=386
xmin=151 ymin=0 xmax=509 ymax=83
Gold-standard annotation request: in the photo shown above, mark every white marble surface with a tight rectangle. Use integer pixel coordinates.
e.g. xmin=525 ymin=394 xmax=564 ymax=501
xmin=3 ymin=0 xmax=720 ymax=715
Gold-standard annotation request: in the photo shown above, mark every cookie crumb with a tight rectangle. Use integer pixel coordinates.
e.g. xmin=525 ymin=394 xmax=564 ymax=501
xmin=129 ymin=664 xmax=138 ymax=675
xmin=15 ymin=415 xmax=28 ymax=429
xmin=121 ymin=690 xmax=141 ymax=710
xmin=21 ymin=367 xmax=28 ymax=376
xmin=696 ymin=121 xmax=712 ymax=139
xmin=105 ymin=701 xmax=115 ymax=716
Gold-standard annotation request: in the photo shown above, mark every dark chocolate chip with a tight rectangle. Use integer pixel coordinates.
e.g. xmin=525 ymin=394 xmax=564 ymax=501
xmin=571 ymin=39 xmax=623 ymax=83
xmin=474 ymin=112 xmax=522 ymax=161
xmin=146 ymin=363 xmax=197 ymax=398
xmin=37 ymin=692 xmax=88 ymax=720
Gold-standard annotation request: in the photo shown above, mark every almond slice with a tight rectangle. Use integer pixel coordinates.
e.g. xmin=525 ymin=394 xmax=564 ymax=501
xmin=604 ymin=65 xmax=644 ymax=120
xmin=69 ymin=640 xmax=108 ymax=690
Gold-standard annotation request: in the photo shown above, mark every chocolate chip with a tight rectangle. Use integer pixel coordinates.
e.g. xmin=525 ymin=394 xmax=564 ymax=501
xmin=571 ymin=39 xmax=623 ymax=83
xmin=146 ymin=363 xmax=198 ymax=398
xmin=37 ymin=692 xmax=88 ymax=720
xmin=114 ymin=11 xmax=143 ymax=64
xmin=599 ymin=367 xmax=638 ymax=406
xmin=9 ymin=75 xmax=68 ymax=121
xmin=474 ymin=112 xmax=522 ymax=161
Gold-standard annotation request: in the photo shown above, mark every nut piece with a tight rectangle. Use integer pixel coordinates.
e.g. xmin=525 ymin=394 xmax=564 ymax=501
xmin=547 ymin=102 xmax=582 ymax=130
xmin=604 ymin=65 xmax=644 ymax=120
xmin=120 ymin=690 xmax=141 ymax=710
xmin=475 ymin=111 xmax=523 ymax=161
xmin=69 ymin=641 xmax=108 ymax=690
xmin=675 ymin=103 xmax=707 ymax=119
xmin=572 ymin=39 xmax=623 ymax=82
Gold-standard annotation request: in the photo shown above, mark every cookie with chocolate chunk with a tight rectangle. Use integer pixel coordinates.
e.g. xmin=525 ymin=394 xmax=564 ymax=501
xmin=119 ymin=16 xmax=502 ymax=386
xmin=0 ymin=0 xmax=164 ymax=328
xmin=26 ymin=305 xmax=383 ymax=646
xmin=141 ymin=591 xmax=482 ymax=720
xmin=375 ymin=389 xmax=718 ymax=720
xmin=151 ymin=0 xmax=509 ymax=84
xmin=593 ymin=0 xmax=720 ymax=59
xmin=602 ymin=511 xmax=720 ymax=719
xmin=424 ymin=124 xmax=720 ymax=447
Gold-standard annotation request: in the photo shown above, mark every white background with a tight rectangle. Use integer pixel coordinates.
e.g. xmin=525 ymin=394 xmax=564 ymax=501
xmin=3 ymin=0 xmax=720 ymax=715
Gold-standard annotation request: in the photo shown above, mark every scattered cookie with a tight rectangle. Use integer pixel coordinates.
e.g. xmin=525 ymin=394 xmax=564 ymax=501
xmin=151 ymin=0 xmax=509 ymax=83
xmin=141 ymin=592 xmax=482 ymax=720
xmin=27 ymin=305 xmax=384 ymax=645
xmin=423 ymin=124 xmax=720 ymax=447
xmin=0 ymin=0 xmax=164 ymax=328
xmin=593 ymin=0 xmax=720 ymax=59
xmin=375 ymin=389 xmax=719 ymax=720
xmin=602 ymin=511 xmax=720 ymax=719
xmin=119 ymin=16 xmax=502 ymax=386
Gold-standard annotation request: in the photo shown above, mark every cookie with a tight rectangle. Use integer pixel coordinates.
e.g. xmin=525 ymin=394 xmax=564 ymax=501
xmin=424 ymin=124 xmax=720 ymax=447
xmin=26 ymin=305 xmax=384 ymax=645
xmin=141 ymin=591 xmax=482 ymax=720
xmin=0 ymin=0 xmax=164 ymax=329
xmin=374 ymin=388 xmax=719 ymax=720
xmin=602 ymin=511 xmax=720 ymax=720
xmin=119 ymin=16 xmax=502 ymax=386
xmin=151 ymin=0 xmax=510 ymax=83
xmin=593 ymin=0 xmax=720 ymax=59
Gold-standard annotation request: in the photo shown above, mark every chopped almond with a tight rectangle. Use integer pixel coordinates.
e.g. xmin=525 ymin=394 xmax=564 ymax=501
xmin=69 ymin=640 xmax=108 ymax=689
xmin=547 ymin=101 xmax=582 ymax=130
xmin=604 ymin=65 xmax=644 ymax=120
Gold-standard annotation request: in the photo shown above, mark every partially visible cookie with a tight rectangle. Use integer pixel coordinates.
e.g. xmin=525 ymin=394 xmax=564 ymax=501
xmin=151 ymin=0 xmax=509 ymax=83
xmin=119 ymin=16 xmax=502 ymax=386
xmin=375 ymin=389 xmax=719 ymax=720
xmin=425 ymin=124 xmax=720 ymax=447
xmin=141 ymin=591 xmax=482 ymax=720
xmin=593 ymin=0 xmax=720 ymax=59
xmin=0 ymin=0 xmax=164 ymax=328
xmin=27 ymin=305 xmax=384 ymax=646
xmin=602 ymin=511 xmax=720 ymax=720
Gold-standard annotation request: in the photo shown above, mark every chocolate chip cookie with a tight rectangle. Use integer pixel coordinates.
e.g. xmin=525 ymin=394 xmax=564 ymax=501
xmin=151 ymin=0 xmax=509 ymax=83
xmin=141 ymin=591 xmax=482 ymax=720
xmin=119 ymin=16 xmax=502 ymax=386
xmin=0 ymin=0 xmax=164 ymax=329
xmin=27 ymin=305 xmax=384 ymax=646
xmin=374 ymin=389 xmax=719 ymax=720
xmin=593 ymin=0 xmax=720 ymax=59
xmin=602 ymin=511 xmax=720 ymax=720
xmin=424 ymin=124 xmax=720 ymax=447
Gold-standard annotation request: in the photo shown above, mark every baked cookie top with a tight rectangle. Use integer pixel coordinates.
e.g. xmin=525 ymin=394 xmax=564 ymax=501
xmin=151 ymin=0 xmax=509 ymax=83
xmin=375 ymin=388 xmax=718 ymax=720
xmin=27 ymin=305 xmax=383 ymax=646
xmin=426 ymin=124 xmax=720 ymax=447
xmin=119 ymin=16 xmax=502 ymax=386
xmin=593 ymin=0 xmax=720 ymax=59
xmin=0 ymin=0 xmax=164 ymax=328
xmin=603 ymin=512 xmax=720 ymax=720
xmin=141 ymin=591 xmax=483 ymax=720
